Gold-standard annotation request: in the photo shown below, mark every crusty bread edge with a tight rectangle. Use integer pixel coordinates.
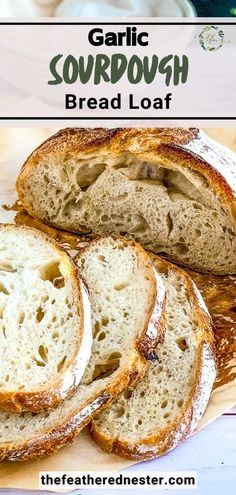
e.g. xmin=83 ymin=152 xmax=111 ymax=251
xmin=0 ymin=224 xmax=92 ymax=413
xmin=89 ymin=257 xmax=217 ymax=460
xmin=0 ymin=236 xmax=166 ymax=460
xmin=16 ymin=127 xmax=236 ymax=227
xmin=0 ymin=346 xmax=144 ymax=461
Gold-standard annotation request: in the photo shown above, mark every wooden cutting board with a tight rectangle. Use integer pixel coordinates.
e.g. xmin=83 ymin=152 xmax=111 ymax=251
xmin=0 ymin=128 xmax=235 ymax=489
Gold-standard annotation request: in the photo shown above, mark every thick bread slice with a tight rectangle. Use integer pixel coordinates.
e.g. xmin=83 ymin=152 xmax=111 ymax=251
xmin=16 ymin=128 xmax=236 ymax=274
xmin=90 ymin=256 xmax=216 ymax=460
xmin=0 ymin=224 xmax=92 ymax=413
xmin=0 ymin=236 xmax=165 ymax=461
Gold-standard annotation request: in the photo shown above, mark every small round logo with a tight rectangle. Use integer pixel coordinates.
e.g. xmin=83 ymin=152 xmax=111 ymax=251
xmin=199 ymin=25 xmax=225 ymax=52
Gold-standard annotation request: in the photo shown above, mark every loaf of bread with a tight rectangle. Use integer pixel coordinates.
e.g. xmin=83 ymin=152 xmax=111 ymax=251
xmin=0 ymin=224 xmax=92 ymax=413
xmin=0 ymin=236 xmax=165 ymax=460
xmin=16 ymin=128 xmax=236 ymax=274
xmin=90 ymin=256 xmax=216 ymax=460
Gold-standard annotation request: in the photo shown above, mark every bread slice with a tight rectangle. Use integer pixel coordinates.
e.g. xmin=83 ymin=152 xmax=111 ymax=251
xmin=16 ymin=128 xmax=236 ymax=275
xmin=0 ymin=236 xmax=165 ymax=461
xmin=0 ymin=224 xmax=92 ymax=414
xmin=90 ymin=256 xmax=216 ymax=460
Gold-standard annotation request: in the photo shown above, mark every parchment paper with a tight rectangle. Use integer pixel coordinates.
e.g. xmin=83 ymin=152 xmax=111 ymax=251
xmin=0 ymin=128 xmax=235 ymax=490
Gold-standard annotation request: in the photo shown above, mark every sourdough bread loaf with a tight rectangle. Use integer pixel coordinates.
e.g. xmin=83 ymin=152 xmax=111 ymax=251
xmin=0 ymin=236 xmax=165 ymax=461
xmin=16 ymin=128 xmax=236 ymax=274
xmin=90 ymin=256 xmax=216 ymax=460
xmin=0 ymin=224 xmax=92 ymax=413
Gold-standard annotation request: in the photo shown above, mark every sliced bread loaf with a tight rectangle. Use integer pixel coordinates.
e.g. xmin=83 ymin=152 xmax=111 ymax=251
xmin=90 ymin=256 xmax=216 ymax=460
xmin=16 ymin=128 xmax=236 ymax=274
xmin=0 ymin=224 xmax=92 ymax=413
xmin=0 ymin=236 xmax=165 ymax=461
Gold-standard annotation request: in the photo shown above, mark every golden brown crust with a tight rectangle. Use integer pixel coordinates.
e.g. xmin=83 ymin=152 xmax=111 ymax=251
xmin=0 ymin=236 xmax=165 ymax=461
xmin=90 ymin=256 xmax=216 ymax=461
xmin=0 ymin=352 xmax=144 ymax=461
xmin=17 ymin=127 xmax=236 ymax=225
xmin=0 ymin=224 xmax=91 ymax=414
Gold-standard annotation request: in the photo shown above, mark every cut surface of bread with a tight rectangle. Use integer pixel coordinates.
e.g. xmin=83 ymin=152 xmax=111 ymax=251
xmin=0 ymin=224 xmax=92 ymax=413
xmin=17 ymin=128 xmax=236 ymax=274
xmin=0 ymin=236 xmax=165 ymax=461
xmin=90 ymin=256 xmax=216 ymax=460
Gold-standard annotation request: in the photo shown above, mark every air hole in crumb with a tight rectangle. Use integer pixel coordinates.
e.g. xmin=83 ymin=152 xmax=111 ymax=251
xmin=40 ymin=262 xmax=65 ymax=288
xmin=123 ymin=389 xmax=132 ymax=400
xmin=140 ymin=391 xmax=145 ymax=398
xmin=163 ymin=412 xmax=170 ymax=419
xmin=101 ymin=215 xmax=109 ymax=222
xmin=0 ymin=305 xmax=5 ymax=319
xmin=53 ymin=276 xmax=65 ymax=289
xmin=18 ymin=312 xmax=25 ymax=325
xmin=176 ymin=337 xmax=188 ymax=352
xmin=161 ymin=400 xmax=168 ymax=409
xmin=195 ymin=229 xmax=201 ymax=237
xmin=36 ymin=307 xmax=45 ymax=323
xmin=193 ymin=203 xmax=203 ymax=210
xmin=109 ymin=352 xmax=122 ymax=360
xmin=102 ymin=316 xmax=109 ymax=326
xmin=98 ymin=255 xmax=106 ymax=263
xmin=94 ymin=321 xmax=100 ymax=337
xmin=178 ymin=399 xmax=184 ymax=408
xmin=38 ymin=345 xmax=48 ymax=363
xmin=80 ymin=258 xmax=85 ymax=269
xmin=226 ymin=227 xmax=235 ymax=237
xmin=0 ymin=263 xmax=17 ymax=273
xmin=118 ymin=242 xmax=128 ymax=250
xmin=98 ymin=331 xmax=106 ymax=341
xmin=57 ymin=355 xmax=67 ymax=373
xmin=92 ymin=355 xmax=121 ymax=381
xmin=116 ymin=406 xmax=125 ymax=418
xmin=138 ymin=419 xmax=142 ymax=425
xmin=174 ymin=243 xmax=189 ymax=255
xmin=0 ymin=282 xmax=9 ymax=295
xmin=32 ymin=357 xmax=46 ymax=367
xmin=166 ymin=212 xmax=173 ymax=236
xmin=114 ymin=282 xmax=129 ymax=291
xmin=52 ymin=331 xmax=59 ymax=339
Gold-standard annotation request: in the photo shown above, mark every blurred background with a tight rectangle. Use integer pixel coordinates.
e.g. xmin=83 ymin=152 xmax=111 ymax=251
xmin=0 ymin=0 xmax=236 ymax=17
xmin=193 ymin=0 xmax=236 ymax=16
